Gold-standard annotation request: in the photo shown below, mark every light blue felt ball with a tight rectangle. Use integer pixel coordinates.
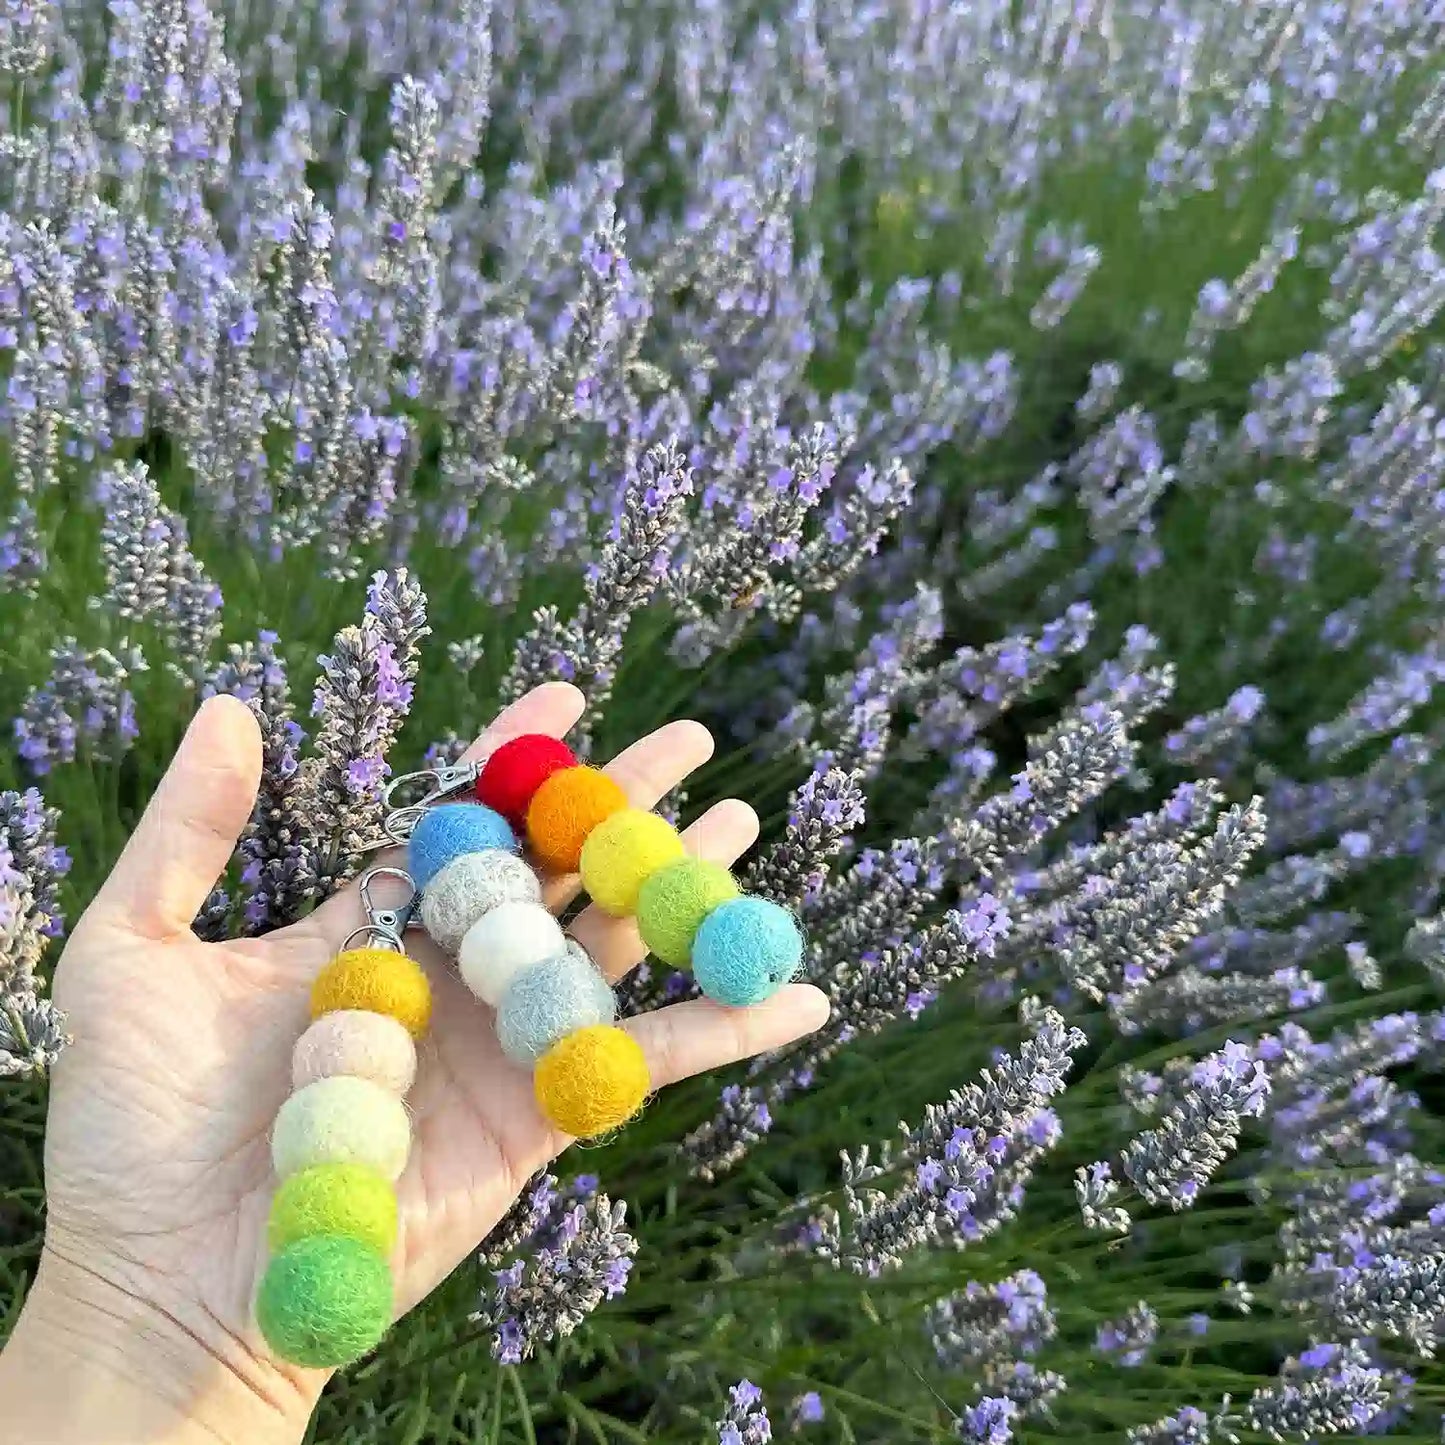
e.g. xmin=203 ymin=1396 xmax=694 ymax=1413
xmin=691 ymin=896 xmax=803 ymax=1007
xmin=495 ymin=949 xmax=618 ymax=1065
xmin=407 ymin=803 xmax=518 ymax=890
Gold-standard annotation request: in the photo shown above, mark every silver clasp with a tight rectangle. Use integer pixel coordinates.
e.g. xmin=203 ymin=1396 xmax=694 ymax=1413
xmin=338 ymin=865 xmax=420 ymax=953
xmin=354 ymin=756 xmax=487 ymax=853
xmin=382 ymin=759 xmax=484 ymax=813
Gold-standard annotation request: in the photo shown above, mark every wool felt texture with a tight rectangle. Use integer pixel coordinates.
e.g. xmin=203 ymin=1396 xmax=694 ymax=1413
xmin=533 ymin=1024 xmax=650 ymax=1138
xmin=457 ymin=899 xmax=569 ymax=1006
xmin=268 ymin=1163 xmax=399 ymax=1256
xmin=310 ymin=947 xmax=433 ymax=1038
xmin=420 ymin=849 xmax=542 ymax=956
xmin=256 ymin=1234 xmax=393 ymax=1368
xmin=578 ymin=807 xmax=686 ymax=917
xmin=495 ymin=949 xmax=618 ymax=1065
xmin=291 ymin=1010 xmax=418 ymax=1096
xmin=525 ymin=766 xmax=628 ymax=873
xmin=690 ymin=896 xmax=804 ymax=1007
xmin=407 ymin=802 xmax=517 ymax=890
xmin=475 ymin=733 xmax=578 ymax=824
xmin=636 ymin=858 xmax=740 ymax=968
xmin=271 ymin=1075 xmax=411 ymax=1182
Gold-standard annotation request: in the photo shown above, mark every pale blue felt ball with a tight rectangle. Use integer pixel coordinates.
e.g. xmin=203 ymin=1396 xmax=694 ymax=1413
xmin=691 ymin=896 xmax=803 ymax=1007
xmin=495 ymin=949 xmax=618 ymax=1065
xmin=407 ymin=803 xmax=518 ymax=890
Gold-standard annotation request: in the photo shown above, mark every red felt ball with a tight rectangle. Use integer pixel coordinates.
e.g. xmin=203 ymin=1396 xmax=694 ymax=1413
xmin=476 ymin=734 xmax=579 ymax=824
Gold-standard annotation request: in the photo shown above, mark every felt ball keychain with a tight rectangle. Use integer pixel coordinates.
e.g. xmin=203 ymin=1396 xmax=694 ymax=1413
xmin=387 ymin=752 xmax=647 ymax=1140
xmin=256 ymin=867 xmax=426 ymax=1369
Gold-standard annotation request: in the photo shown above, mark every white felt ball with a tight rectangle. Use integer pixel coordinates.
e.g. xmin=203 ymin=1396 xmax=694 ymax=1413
xmin=271 ymin=1075 xmax=411 ymax=1182
xmin=291 ymin=1010 xmax=418 ymax=1096
xmin=420 ymin=850 xmax=543 ymax=956
xmin=458 ymin=900 xmax=568 ymax=1006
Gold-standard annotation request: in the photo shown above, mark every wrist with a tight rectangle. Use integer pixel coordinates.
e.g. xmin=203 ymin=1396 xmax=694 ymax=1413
xmin=0 ymin=1244 xmax=320 ymax=1445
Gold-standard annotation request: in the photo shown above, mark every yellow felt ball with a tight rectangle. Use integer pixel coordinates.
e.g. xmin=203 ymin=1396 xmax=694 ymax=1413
xmin=534 ymin=1025 xmax=650 ymax=1138
xmin=578 ymin=808 xmax=685 ymax=917
xmin=310 ymin=947 xmax=433 ymax=1038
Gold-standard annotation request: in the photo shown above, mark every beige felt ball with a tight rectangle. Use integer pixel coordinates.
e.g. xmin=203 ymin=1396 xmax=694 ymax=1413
xmin=271 ymin=1075 xmax=411 ymax=1183
xmin=291 ymin=1010 xmax=418 ymax=1097
xmin=457 ymin=899 xmax=569 ymax=1006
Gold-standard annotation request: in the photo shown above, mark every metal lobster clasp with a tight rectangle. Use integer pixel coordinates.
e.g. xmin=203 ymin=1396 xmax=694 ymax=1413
xmin=382 ymin=759 xmax=484 ymax=813
xmin=338 ymin=865 xmax=420 ymax=954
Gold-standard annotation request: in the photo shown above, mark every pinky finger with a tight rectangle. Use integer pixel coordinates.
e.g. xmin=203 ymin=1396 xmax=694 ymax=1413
xmin=623 ymin=985 xmax=831 ymax=1090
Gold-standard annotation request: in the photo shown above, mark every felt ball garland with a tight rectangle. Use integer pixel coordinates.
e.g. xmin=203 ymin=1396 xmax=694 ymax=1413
xmin=257 ymin=939 xmax=432 ymax=1368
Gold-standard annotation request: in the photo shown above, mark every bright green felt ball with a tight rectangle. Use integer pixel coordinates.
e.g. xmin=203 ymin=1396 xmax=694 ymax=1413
xmin=256 ymin=1234 xmax=393 ymax=1368
xmin=268 ymin=1163 xmax=398 ymax=1257
xmin=636 ymin=858 xmax=739 ymax=968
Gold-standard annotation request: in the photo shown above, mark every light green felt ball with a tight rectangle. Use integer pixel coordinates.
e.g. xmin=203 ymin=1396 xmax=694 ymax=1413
xmin=268 ymin=1163 xmax=398 ymax=1257
xmin=636 ymin=858 xmax=740 ymax=968
xmin=256 ymin=1234 xmax=393 ymax=1368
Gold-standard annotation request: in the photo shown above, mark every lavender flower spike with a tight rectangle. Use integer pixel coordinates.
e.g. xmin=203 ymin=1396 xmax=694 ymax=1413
xmin=746 ymin=767 xmax=866 ymax=909
xmin=1 ymin=787 xmax=72 ymax=1075
xmin=1119 ymin=1042 xmax=1270 ymax=1210
xmin=471 ymin=1193 xmax=637 ymax=1363
xmin=717 ymin=1380 xmax=773 ymax=1445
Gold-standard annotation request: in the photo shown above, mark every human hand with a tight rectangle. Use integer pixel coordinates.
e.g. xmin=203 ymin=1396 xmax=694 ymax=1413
xmin=0 ymin=682 xmax=829 ymax=1445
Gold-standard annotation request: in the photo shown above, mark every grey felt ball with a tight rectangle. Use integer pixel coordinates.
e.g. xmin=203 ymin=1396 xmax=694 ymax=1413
xmin=420 ymin=850 xmax=543 ymax=956
xmin=495 ymin=950 xmax=619 ymax=1065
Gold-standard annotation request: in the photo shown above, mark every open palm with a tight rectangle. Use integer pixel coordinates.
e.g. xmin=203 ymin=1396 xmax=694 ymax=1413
xmin=31 ymin=681 xmax=828 ymax=1436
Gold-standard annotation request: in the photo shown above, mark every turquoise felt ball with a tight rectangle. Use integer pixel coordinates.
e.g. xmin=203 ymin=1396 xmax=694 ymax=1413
xmin=691 ymin=896 xmax=804 ymax=1007
xmin=407 ymin=803 xmax=517 ymax=890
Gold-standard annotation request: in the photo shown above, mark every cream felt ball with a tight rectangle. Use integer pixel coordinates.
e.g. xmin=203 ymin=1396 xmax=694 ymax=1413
xmin=691 ymin=896 xmax=804 ymax=1007
xmin=407 ymin=802 xmax=517 ymax=890
xmin=420 ymin=849 xmax=542 ymax=956
xmin=291 ymin=1010 xmax=417 ymax=1096
xmin=636 ymin=858 xmax=740 ymax=968
xmin=457 ymin=900 xmax=568 ymax=1006
xmin=579 ymin=808 xmax=686 ymax=916
xmin=256 ymin=1234 xmax=393 ymax=1368
xmin=495 ymin=950 xmax=618 ymax=1065
xmin=271 ymin=1075 xmax=411 ymax=1183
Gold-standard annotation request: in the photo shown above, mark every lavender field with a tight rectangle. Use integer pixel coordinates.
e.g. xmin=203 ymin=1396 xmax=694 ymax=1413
xmin=5 ymin=0 xmax=1445 ymax=1439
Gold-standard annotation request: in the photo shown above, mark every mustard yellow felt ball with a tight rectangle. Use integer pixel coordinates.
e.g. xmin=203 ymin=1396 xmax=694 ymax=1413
xmin=579 ymin=808 xmax=685 ymax=917
xmin=534 ymin=1024 xmax=650 ymax=1138
xmin=310 ymin=947 xmax=432 ymax=1038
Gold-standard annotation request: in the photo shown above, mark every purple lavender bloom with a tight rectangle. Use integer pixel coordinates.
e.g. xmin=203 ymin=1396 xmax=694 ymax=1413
xmin=955 ymin=1396 xmax=1016 ymax=1444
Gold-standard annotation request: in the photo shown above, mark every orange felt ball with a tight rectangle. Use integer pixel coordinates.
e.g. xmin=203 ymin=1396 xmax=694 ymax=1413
xmin=526 ymin=766 xmax=628 ymax=873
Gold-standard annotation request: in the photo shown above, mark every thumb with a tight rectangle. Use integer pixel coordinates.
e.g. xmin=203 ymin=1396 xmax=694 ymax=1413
xmin=93 ymin=694 xmax=263 ymax=940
